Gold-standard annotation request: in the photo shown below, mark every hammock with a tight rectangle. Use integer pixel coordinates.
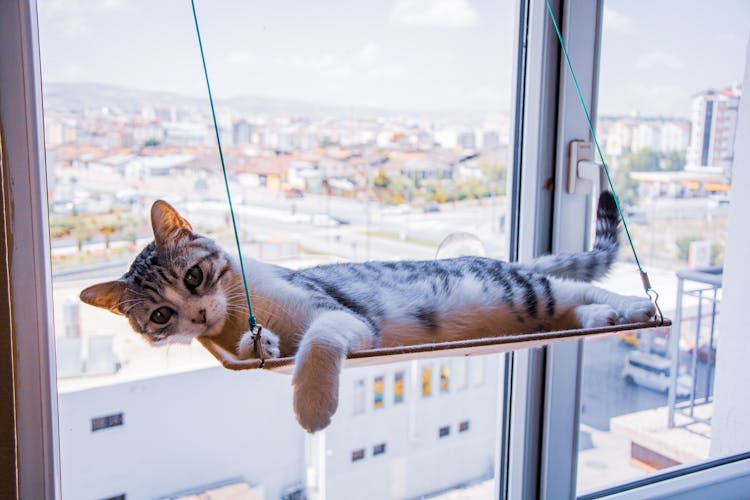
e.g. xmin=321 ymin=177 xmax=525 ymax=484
xmin=188 ymin=0 xmax=669 ymax=370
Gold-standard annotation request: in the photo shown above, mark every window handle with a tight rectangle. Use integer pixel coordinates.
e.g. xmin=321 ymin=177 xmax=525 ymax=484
xmin=568 ymin=140 xmax=608 ymax=194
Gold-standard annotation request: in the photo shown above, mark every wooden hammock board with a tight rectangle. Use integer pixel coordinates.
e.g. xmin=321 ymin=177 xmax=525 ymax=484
xmin=198 ymin=319 xmax=671 ymax=375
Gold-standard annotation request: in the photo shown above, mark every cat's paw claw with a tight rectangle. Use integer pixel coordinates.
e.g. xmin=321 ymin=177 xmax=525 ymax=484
xmin=622 ymin=299 xmax=657 ymax=324
xmin=237 ymin=328 xmax=281 ymax=359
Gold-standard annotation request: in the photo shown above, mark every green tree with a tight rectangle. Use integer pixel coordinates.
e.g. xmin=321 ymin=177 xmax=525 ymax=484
xmin=74 ymin=220 xmax=93 ymax=252
xmin=373 ymin=169 xmax=391 ymax=188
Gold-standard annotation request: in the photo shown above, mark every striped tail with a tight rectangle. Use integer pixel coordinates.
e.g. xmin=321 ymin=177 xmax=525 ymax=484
xmin=523 ymin=191 xmax=620 ymax=282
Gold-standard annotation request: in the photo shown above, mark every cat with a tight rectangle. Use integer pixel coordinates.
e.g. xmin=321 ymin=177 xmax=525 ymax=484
xmin=80 ymin=192 xmax=656 ymax=433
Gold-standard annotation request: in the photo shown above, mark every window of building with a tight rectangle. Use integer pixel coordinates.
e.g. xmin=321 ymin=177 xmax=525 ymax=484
xmin=421 ymin=365 xmax=433 ymax=398
xmin=470 ymin=357 xmax=486 ymax=387
xmin=373 ymin=443 xmax=386 ymax=456
xmin=373 ymin=375 xmax=384 ymax=410
xmin=353 ymin=379 xmax=366 ymax=416
xmin=91 ymin=413 xmax=123 ymax=432
xmin=439 ymin=363 xmax=450 ymax=393
xmin=351 ymin=449 xmax=365 ymax=463
xmin=393 ymin=371 xmax=404 ymax=404
xmin=438 ymin=426 xmax=451 ymax=438
xmin=459 ymin=420 xmax=470 ymax=433
xmin=453 ymin=358 xmax=468 ymax=391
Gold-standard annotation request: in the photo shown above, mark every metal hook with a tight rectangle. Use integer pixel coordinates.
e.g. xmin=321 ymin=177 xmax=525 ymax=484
xmin=646 ymin=288 xmax=664 ymax=326
xmin=251 ymin=325 xmax=266 ymax=368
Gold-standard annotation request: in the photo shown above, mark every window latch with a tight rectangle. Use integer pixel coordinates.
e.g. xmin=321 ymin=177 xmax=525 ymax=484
xmin=568 ymin=141 xmax=607 ymax=194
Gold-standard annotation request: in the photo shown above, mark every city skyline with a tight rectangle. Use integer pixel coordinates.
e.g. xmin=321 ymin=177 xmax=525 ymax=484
xmin=38 ymin=0 xmax=750 ymax=118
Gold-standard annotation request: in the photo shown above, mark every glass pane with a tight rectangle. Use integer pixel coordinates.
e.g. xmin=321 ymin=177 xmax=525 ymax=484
xmin=39 ymin=0 xmax=517 ymax=498
xmin=577 ymin=1 xmax=750 ymax=494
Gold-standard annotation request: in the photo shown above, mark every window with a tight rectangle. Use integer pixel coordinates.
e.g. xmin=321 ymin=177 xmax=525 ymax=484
xmin=574 ymin=1 xmax=750 ymax=495
xmin=470 ymin=357 xmax=485 ymax=387
xmin=393 ymin=371 xmax=405 ymax=404
xmin=14 ymin=1 xmax=748 ymax=499
xmin=8 ymin=0 xmax=518 ymax=497
xmin=453 ymin=358 xmax=468 ymax=391
xmin=91 ymin=413 xmax=123 ymax=432
xmin=421 ymin=364 xmax=433 ymax=398
xmin=352 ymin=379 xmax=366 ymax=415
xmin=373 ymin=443 xmax=386 ymax=456
xmin=351 ymin=449 xmax=365 ymax=463
xmin=373 ymin=375 xmax=384 ymax=410
xmin=459 ymin=420 xmax=470 ymax=433
xmin=440 ymin=363 xmax=450 ymax=393
xmin=439 ymin=426 xmax=451 ymax=438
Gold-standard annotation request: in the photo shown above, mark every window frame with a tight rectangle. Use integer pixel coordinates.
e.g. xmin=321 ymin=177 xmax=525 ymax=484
xmin=507 ymin=0 xmax=750 ymax=499
xmin=0 ymin=1 xmax=60 ymax=498
xmin=4 ymin=0 xmax=750 ymax=498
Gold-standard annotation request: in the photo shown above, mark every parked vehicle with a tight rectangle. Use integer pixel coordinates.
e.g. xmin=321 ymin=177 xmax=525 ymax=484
xmin=622 ymin=351 xmax=692 ymax=397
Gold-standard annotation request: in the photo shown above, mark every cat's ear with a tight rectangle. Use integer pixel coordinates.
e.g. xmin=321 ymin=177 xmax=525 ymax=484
xmin=151 ymin=200 xmax=193 ymax=249
xmin=80 ymin=280 xmax=128 ymax=315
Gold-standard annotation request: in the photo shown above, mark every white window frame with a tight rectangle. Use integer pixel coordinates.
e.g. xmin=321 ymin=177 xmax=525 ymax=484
xmin=505 ymin=0 xmax=750 ymax=499
xmin=4 ymin=0 xmax=750 ymax=498
xmin=0 ymin=1 xmax=60 ymax=498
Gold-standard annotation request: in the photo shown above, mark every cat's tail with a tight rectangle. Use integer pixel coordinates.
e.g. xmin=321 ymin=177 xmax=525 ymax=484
xmin=523 ymin=191 xmax=620 ymax=282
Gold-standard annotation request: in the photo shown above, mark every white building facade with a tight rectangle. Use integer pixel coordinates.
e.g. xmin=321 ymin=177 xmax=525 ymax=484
xmin=687 ymin=84 xmax=742 ymax=171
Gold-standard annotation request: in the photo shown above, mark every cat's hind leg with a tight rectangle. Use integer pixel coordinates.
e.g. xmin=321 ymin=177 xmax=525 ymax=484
xmin=553 ymin=279 xmax=656 ymax=325
xmin=574 ymin=303 xmax=618 ymax=328
xmin=292 ymin=310 xmax=374 ymax=433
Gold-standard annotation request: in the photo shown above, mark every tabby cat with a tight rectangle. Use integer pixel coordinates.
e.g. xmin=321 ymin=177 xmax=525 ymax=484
xmin=80 ymin=192 xmax=655 ymax=433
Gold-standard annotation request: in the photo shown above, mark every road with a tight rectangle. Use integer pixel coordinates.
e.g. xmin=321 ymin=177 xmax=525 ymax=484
xmin=581 ymin=335 xmax=714 ymax=433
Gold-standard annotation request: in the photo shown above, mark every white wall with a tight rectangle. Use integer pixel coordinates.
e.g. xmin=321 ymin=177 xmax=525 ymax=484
xmin=710 ymin=38 xmax=750 ymax=457
xmin=312 ymin=355 xmax=503 ymax=500
xmin=58 ymin=367 xmax=304 ymax=499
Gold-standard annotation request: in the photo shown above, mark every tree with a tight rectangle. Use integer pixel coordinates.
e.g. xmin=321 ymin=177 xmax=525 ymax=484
xmin=74 ymin=220 xmax=93 ymax=252
xmin=98 ymin=220 xmax=123 ymax=250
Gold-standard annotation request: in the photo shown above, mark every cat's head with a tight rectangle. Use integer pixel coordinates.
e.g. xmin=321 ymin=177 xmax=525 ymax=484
xmin=80 ymin=201 xmax=239 ymax=345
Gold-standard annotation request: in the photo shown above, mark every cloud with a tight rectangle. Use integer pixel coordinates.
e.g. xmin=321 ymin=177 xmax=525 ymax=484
xmin=62 ymin=64 xmax=83 ymax=80
xmin=226 ymin=51 xmax=257 ymax=66
xmin=97 ymin=0 xmax=127 ymax=10
xmin=603 ymin=7 xmax=634 ymax=34
xmin=635 ymin=51 xmax=685 ymax=70
xmin=632 ymin=83 xmax=684 ymax=98
xmin=357 ymin=42 xmax=380 ymax=63
xmin=390 ymin=0 xmax=479 ymax=28
xmin=280 ymin=44 xmax=407 ymax=81
xmin=39 ymin=0 xmax=89 ymax=38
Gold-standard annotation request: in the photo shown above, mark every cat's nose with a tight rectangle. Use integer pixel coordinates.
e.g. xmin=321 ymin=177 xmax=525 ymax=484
xmin=192 ymin=309 xmax=207 ymax=324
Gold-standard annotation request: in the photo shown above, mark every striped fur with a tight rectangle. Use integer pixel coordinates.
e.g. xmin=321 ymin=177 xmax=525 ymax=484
xmin=80 ymin=192 xmax=655 ymax=433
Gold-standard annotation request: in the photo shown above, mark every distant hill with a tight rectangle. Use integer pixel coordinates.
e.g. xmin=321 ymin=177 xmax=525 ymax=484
xmin=42 ymin=82 xmax=486 ymax=121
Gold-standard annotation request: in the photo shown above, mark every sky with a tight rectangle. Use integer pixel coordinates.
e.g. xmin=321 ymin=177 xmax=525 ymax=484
xmin=37 ymin=0 xmax=750 ymax=117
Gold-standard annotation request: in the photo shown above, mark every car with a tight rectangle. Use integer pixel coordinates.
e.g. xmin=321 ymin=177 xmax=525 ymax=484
xmin=312 ymin=213 xmax=342 ymax=227
xmin=423 ymin=203 xmax=441 ymax=213
xmin=622 ymin=351 xmax=693 ymax=397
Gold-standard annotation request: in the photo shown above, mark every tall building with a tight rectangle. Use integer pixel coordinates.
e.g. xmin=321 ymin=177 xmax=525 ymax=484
xmin=687 ymin=84 xmax=742 ymax=172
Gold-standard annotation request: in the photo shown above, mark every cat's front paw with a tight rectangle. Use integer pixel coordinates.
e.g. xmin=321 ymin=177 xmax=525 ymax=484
xmin=237 ymin=328 xmax=281 ymax=359
xmin=621 ymin=298 xmax=657 ymax=324
xmin=292 ymin=343 xmax=341 ymax=433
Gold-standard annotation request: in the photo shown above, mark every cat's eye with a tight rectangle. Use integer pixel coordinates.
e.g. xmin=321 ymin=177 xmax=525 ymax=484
xmin=184 ymin=265 xmax=203 ymax=289
xmin=150 ymin=306 xmax=175 ymax=325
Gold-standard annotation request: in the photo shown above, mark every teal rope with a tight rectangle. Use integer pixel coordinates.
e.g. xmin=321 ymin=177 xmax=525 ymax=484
xmin=544 ymin=0 xmax=647 ymax=281
xmin=190 ymin=0 xmax=257 ymax=330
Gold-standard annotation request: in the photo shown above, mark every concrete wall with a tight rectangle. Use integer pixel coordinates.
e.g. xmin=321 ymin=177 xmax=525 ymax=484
xmin=710 ymin=37 xmax=750 ymax=458
xmin=58 ymin=367 xmax=305 ymax=499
